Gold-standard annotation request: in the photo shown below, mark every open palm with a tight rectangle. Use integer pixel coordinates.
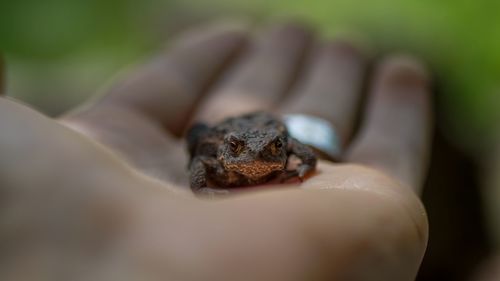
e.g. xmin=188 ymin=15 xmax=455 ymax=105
xmin=1 ymin=22 xmax=431 ymax=280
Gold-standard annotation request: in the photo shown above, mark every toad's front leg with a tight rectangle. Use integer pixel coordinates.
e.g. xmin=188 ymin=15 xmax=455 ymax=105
xmin=189 ymin=157 xmax=229 ymax=196
xmin=281 ymin=138 xmax=317 ymax=182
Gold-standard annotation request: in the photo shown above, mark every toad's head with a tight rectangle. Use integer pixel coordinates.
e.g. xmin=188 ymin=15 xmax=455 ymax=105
xmin=218 ymin=128 xmax=288 ymax=179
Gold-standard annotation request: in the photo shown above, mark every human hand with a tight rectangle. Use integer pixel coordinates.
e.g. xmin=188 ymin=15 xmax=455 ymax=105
xmin=0 ymin=22 xmax=432 ymax=280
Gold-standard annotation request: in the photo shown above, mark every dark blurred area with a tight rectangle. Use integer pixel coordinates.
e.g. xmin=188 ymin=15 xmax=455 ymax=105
xmin=418 ymin=126 xmax=491 ymax=280
xmin=2 ymin=0 xmax=500 ymax=280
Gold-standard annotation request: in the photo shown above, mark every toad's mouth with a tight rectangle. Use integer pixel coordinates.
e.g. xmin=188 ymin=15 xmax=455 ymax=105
xmin=224 ymin=161 xmax=285 ymax=179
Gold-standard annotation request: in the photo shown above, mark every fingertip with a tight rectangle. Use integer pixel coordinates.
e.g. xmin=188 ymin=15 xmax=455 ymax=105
xmin=314 ymin=40 xmax=368 ymax=71
xmin=170 ymin=20 xmax=251 ymax=51
xmin=260 ymin=20 xmax=314 ymax=44
xmin=376 ymin=55 xmax=431 ymax=91
xmin=269 ymin=19 xmax=313 ymax=33
xmin=319 ymin=37 xmax=371 ymax=62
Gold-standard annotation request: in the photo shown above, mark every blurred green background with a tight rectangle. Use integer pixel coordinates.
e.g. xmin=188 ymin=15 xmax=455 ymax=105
xmin=2 ymin=0 xmax=500 ymax=152
xmin=0 ymin=0 xmax=498 ymax=149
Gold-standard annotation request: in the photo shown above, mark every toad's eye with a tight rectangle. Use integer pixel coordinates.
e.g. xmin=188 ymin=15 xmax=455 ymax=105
xmin=269 ymin=139 xmax=283 ymax=155
xmin=228 ymin=139 xmax=243 ymax=154
xmin=275 ymin=139 xmax=283 ymax=148
xmin=230 ymin=141 xmax=239 ymax=151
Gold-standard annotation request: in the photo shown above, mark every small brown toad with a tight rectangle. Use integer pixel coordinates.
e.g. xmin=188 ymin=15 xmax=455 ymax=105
xmin=186 ymin=112 xmax=317 ymax=194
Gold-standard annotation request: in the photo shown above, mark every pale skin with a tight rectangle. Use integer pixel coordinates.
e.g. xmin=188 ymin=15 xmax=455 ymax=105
xmin=0 ymin=22 xmax=432 ymax=280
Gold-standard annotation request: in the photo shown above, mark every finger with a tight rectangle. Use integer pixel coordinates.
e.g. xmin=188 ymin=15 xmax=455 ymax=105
xmin=346 ymin=56 xmax=432 ymax=193
xmin=195 ymin=23 xmax=313 ymax=123
xmin=279 ymin=41 xmax=367 ymax=152
xmin=74 ymin=22 xmax=248 ymax=136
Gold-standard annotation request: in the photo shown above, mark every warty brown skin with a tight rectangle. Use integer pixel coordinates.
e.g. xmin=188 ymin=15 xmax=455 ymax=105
xmin=187 ymin=112 xmax=317 ymax=194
